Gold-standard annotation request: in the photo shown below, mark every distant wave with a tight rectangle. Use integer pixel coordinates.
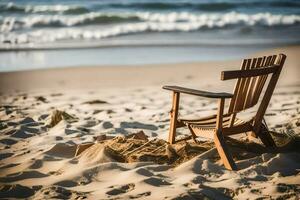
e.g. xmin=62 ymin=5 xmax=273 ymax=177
xmin=1 ymin=12 xmax=300 ymax=32
xmin=1 ymin=12 xmax=300 ymax=45
xmin=1 ymin=1 xmax=300 ymax=14
xmin=0 ymin=3 xmax=89 ymax=14
xmin=0 ymin=13 xmax=140 ymax=32
xmin=105 ymin=2 xmax=237 ymax=11
xmin=104 ymin=1 xmax=300 ymax=11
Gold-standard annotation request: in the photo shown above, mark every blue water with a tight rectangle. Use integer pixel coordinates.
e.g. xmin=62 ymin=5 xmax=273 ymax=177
xmin=0 ymin=0 xmax=299 ymax=71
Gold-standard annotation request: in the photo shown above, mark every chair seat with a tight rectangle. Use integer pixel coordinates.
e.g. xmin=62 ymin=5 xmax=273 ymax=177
xmin=179 ymin=114 xmax=245 ymax=130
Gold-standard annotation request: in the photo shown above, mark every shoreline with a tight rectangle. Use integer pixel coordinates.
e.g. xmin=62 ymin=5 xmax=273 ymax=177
xmin=1 ymin=44 xmax=298 ymax=73
xmin=1 ymin=41 xmax=300 ymax=52
xmin=0 ymin=45 xmax=299 ymax=93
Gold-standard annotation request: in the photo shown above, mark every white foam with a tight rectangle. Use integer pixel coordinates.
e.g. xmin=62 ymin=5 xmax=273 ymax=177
xmin=4 ymin=2 xmax=82 ymax=13
xmin=1 ymin=11 xmax=300 ymax=31
xmin=25 ymin=5 xmax=79 ymax=13
xmin=1 ymin=12 xmax=300 ymax=45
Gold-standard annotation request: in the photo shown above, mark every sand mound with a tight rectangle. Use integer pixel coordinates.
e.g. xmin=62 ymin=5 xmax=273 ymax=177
xmin=41 ymin=127 xmax=300 ymax=173
xmin=77 ymin=143 xmax=119 ymax=164
xmin=47 ymin=110 xmax=77 ymax=128
xmin=74 ymin=131 xmax=300 ymax=169
xmin=75 ymin=132 xmax=214 ymax=166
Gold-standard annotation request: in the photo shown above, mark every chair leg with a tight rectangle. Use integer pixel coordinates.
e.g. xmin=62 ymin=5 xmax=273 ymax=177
xmin=187 ymin=125 xmax=198 ymax=144
xmin=257 ymin=123 xmax=276 ymax=147
xmin=168 ymin=92 xmax=180 ymax=144
xmin=214 ymin=131 xmax=237 ymax=170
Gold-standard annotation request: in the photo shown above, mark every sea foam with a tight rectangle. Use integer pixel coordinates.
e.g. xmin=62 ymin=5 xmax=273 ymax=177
xmin=1 ymin=11 xmax=299 ymax=32
xmin=1 ymin=12 xmax=300 ymax=46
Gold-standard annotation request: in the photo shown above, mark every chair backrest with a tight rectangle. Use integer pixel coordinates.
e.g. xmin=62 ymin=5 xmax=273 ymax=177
xmin=221 ymin=54 xmax=286 ymax=115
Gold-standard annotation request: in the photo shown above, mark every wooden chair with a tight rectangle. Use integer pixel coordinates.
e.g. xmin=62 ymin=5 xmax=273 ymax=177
xmin=163 ymin=54 xmax=286 ymax=170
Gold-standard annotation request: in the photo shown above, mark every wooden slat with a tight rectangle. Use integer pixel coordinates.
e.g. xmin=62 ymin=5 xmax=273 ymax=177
xmin=260 ymin=55 xmax=278 ymax=97
xmin=251 ymin=55 xmax=274 ymax=105
xmin=189 ymin=127 xmax=214 ymax=139
xmin=243 ymin=58 xmax=258 ymax=109
xmin=270 ymin=55 xmax=277 ymax=65
xmin=180 ymin=114 xmax=231 ymax=125
xmin=221 ymin=64 xmax=279 ymax=80
xmin=189 ymin=116 xmax=245 ymax=130
xmin=228 ymin=59 xmax=248 ymax=113
xmin=188 ymin=118 xmax=230 ymax=126
xmin=241 ymin=58 xmax=258 ymax=109
xmin=222 ymin=122 xmax=253 ymax=136
xmin=249 ymin=56 xmax=267 ymax=106
xmin=258 ymin=55 xmax=276 ymax=91
xmin=234 ymin=59 xmax=252 ymax=112
xmin=244 ymin=57 xmax=263 ymax=108
xmin=180 ymin=114 xmax=218 ymax=123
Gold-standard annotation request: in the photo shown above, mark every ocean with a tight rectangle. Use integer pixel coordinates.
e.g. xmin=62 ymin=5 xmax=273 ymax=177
xmin=0 ymin=0 xmax=300 ymax=71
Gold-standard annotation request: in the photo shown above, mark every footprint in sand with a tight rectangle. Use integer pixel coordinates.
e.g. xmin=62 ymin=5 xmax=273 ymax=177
xmin=0 ymin=138 xmax=18 ymax=145
xmin=106 ymin=183 xmax=135 ymax=196
xmin=50 ymin=93 xmax=63 ymax=97
xmin=93 ymin=109 xmax=103 ymax=114
xmin=45 ymin=143 xmax=77 ymax=158
xmin=0 ymin=153 xmax=13 ymax=161
xmin=129 ymin=191 xmax=151 ymax=199
xmin=120 ymin=121 xmax=158 ymax=131
xmin=38 ymin=114 xmax=49 ymax=121
xmin=35 ymin=96 xmax=48 ymax=103
xmin=102 ymin=121 xmax=114 ymax=129
xmin=54 ymin=180 xmax=78 ymax=188
xmin=55 ymin=136 xmax=63 ymax=141
xmin=34 ymin=185 xmax=87 ymax=199
xmin=0 ymin=123 xmax=8 ymax=130
xmin=0 ymin=171 xmax=48 ymax=183
xmin=29 ymin=159 xmax=43 ymax=169
xmin=0 ymin=163 xmax=20 ymax=170
xmin=10 ymin=123 xmax=41 ymax=139
xmin=143 ymin=177 xmax=171 ymax=187
xmin=135 ymin=168 xmax=154 ymax=177
xmin=11 ymin=129 xmax=34 ymax=139
xmin=83 ymin=120 xmax=99 ymax=128
xmin=82 ymin=99 xmax=108 ymax=104
xmin=0 ymin=184 xmax=35 ymax=199
xmin=65 ymin=129 xmax=78 ymax=135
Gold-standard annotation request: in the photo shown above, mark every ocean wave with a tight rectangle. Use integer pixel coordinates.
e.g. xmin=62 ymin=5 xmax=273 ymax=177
xmin=0 ymin=13 xmax=140 ymax=32
xmin=0 ymin=3 xmax=89 ymax=14
xmin=1 ymin=1 xmax=300 ymax=15
xmin=1 ymin=12 xmax=300 ymax=33
xmin=1 ymin=12 xmax=300 ymax=45
xmin=104 ymin=1 xmax=300 ymax=11
xmin=104 ymin=2 xmax=237 ymax=11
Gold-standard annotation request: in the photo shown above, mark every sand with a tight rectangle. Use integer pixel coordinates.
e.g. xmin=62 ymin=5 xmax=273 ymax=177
xmin=0 ymin=46 xmax=299 ymax=199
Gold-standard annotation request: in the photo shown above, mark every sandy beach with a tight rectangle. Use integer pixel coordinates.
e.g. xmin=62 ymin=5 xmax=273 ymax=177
xmin=0 ymin=46 xmax=299 ymax=199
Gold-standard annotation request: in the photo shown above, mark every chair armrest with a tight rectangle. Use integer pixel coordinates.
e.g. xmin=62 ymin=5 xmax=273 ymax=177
xmin=162 ymin=85 xmax=233 ymax=99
